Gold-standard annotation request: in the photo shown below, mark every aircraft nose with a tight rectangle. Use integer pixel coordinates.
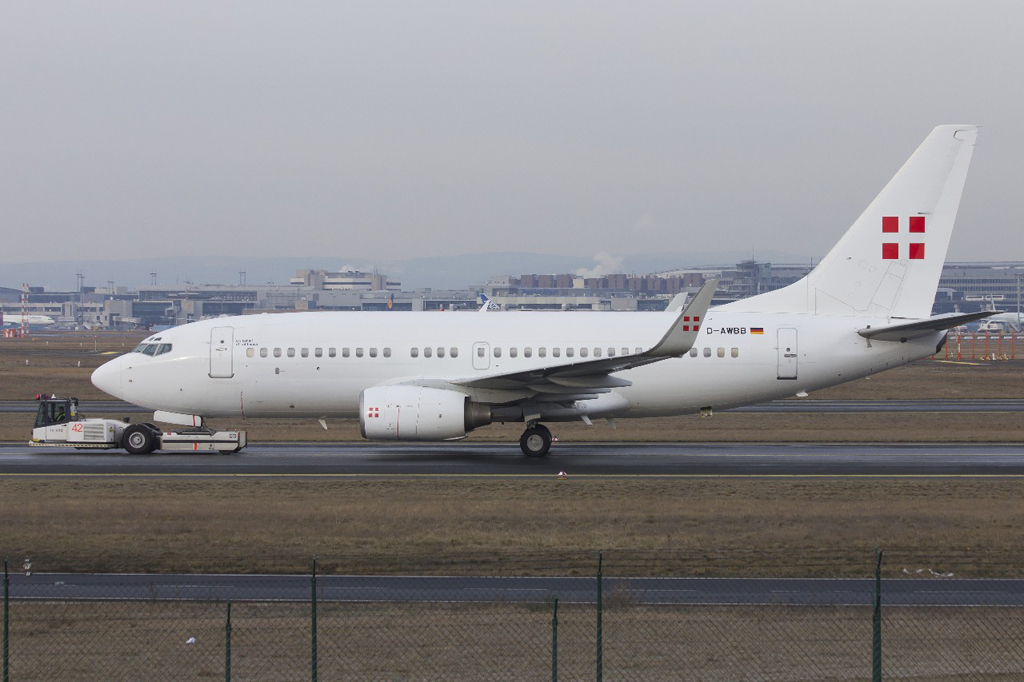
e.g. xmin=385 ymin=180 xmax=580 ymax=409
xmin=91 ymin=356 xmax=123 ymax=398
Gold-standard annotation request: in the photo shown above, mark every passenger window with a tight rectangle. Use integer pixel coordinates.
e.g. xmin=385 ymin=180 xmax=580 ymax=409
xmin=246 ymin=348 xmax=254 ymax=358
xmin=476 ymin=347 xmax=485 ymax=358
xmin=524 ymin=347 xmax=532 ymax=358
xmin=424 ymin=347 xmax=433 ymax=358
xmin=635 ymin=347 xmax=642 ymax=354
xmin=450 ymin=347 xmax=458 ymax=358
xmin=369 ymin=348 xmax=377 ymax=358
xmin=287 ymin=348 xmax=295 ymax=358
xmin=315 ymin=348 xmax=323 ymax=358
xmin=594 ymin=348 xmax=601 ymax=357
xmin=274 ymin=348 xmax=282 ymax=358
xmin=717 ymin=347 xmax=725 ymax=358
xmin=342 ymin=348 xmax=350 ymax=358
xmin=689 ymin=348 xmax=698 ymax=357
xmin=494 ymin=348 xmax=501 ymax=358
xmin=580 ymin=348 xmax=588 ymax=358
xmin=411 ymin=348 xmax=419 ymax=358
xmin=260 ymin=348 xmax=268 ymax=358
xmin=622 ymin=348 xmax=629 ymax=356
xmin=703 ymin=348 xmax=711 ymax=358
xmin=607 ymin=348 xmax=615 ymax=357
xmin=356 ymin=348 xmax=364 ymax=358
xmin=566 ymin=348 xmax=575 ymax=358
xmin=437 ymin=347 xmax=445 ymax=358
xmin=509 ymin=347 xmax=517 ymax=358
xmin=731 ymin=348 xmax=739 ymax=358
xmin=301 ymin=348 xmax=309 ymax=358
xmin=383 ymin=348 xmax=392 ymax=358
xmin=539 ymin=348 xmax=547 ymax=358
xmin=328 ymin=348 xmax=336 ymax=358
xmin=553 ymin=348 xmax=560 ymax=358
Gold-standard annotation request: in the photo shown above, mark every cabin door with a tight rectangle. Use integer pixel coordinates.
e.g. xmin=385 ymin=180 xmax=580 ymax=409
xmin=209 ymin=327 xmax=234 ymax=378
xmin=777 ymin=328 xmax=798 ymax=380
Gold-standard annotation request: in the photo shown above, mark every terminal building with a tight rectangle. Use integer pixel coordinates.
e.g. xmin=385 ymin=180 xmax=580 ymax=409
xmin=1 ymin=262 xmax=1021 ymax=331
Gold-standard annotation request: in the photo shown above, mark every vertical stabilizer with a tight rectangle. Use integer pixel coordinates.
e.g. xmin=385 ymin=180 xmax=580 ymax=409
xmin=720 ymin=126 xmax=978 ymax=319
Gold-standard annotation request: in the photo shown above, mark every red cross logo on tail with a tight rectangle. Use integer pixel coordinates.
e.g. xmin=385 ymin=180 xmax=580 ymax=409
xmin=882 ymin=216 xmax=925 ymax=260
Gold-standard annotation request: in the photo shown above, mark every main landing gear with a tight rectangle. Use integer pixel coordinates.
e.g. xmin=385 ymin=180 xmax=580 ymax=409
xmin=520 ymin=423 xmax=552 ymax=457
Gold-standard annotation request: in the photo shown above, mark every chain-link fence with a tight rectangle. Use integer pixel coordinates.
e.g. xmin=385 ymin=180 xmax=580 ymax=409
xmin=4 ymin=550 xmax=1024 ymax=680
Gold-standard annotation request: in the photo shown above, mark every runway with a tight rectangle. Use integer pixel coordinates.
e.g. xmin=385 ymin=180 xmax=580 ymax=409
xmin=7 ymin=572 xmax=1022 ymax=606
xmin=1 ymin=442 xmax=1022 ymax=476
xmin=4 ymin=399 xmax=1024 ymax=414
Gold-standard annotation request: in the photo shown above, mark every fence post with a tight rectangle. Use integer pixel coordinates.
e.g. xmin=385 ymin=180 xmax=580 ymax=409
xmin=311 ymin=557 xmax=318 ymax=682
xmin=3 ymin=557 xmax=8 ymax=682
xmin=225 ymin=601 xmax=231 ymax=682
xmin=596 ymin=551 xmax=603 ymax=682
xmin=551 ymin=598 xmax=558 ymax=682
xmin=872 ymin=548 xmax=883 ymax=682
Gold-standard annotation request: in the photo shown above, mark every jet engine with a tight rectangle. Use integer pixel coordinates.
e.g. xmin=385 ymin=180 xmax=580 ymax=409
xmin=359 ymin=386 xmax=492 ymax=441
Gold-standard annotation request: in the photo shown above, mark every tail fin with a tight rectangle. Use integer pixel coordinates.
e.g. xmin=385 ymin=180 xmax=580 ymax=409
xmin=721 ymin=125 xmax=978 ymax=319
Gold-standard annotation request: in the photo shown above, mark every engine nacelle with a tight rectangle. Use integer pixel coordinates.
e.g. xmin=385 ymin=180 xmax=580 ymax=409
xmin=359 ymin=386 xmax=492 ymax=441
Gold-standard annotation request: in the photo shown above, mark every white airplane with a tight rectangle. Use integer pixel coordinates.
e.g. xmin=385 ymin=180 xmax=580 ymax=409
xmin=977 ymin=311 xmax=1022 ymax=333
xmin=92 ymin=125 xmax=991 ymax=456
xmin=1 ymin=312 xmax=56 ymax=327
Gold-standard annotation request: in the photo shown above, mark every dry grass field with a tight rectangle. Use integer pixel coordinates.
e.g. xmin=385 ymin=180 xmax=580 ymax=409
xmin=1 ymin=477 xmax=1022 ymax=577
xmin=0 ymin=332 xmax=1023 ymax=577
xmin=10 ymin=600 xmax=1020 ymax=681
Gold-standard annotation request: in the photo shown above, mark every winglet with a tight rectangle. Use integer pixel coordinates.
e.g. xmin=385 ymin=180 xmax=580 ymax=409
xmin=648 ymin=279 xmax=718 ymax=356
xmin=664 ymin=291 xmax=689 ymax=312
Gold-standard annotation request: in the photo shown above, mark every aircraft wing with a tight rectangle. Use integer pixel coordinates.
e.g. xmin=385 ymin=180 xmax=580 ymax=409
xmin=857 ymin=311 xmax=995 ymax=342
xmin=451 ymin=280 xmax=718 ymax=395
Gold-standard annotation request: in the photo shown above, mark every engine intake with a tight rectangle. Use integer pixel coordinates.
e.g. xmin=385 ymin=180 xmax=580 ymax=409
xmin=359 ymin=386 xmax=492 ymax=441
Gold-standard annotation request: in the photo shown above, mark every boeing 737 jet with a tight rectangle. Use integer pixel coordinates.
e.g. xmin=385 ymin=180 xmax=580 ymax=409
xmin=92 ymin=125 xmax=989 ymax=456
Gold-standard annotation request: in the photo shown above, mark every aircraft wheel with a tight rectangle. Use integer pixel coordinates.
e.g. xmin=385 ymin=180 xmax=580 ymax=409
xmin=520 ymin=425 xmax=552 ymax=457
xmin=123 ymin=424 xmax=157 ymax=455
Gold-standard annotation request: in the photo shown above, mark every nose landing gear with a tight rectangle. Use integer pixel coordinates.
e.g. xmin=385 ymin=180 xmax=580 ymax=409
xmin=520 ymin=423 xmax=552 ymax=457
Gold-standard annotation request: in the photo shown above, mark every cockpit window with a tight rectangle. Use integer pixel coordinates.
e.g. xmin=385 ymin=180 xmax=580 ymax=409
xmin=133 ymin=343 xmax=172 ymax=356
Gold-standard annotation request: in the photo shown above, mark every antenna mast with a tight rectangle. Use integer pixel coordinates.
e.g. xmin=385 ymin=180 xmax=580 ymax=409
xmin=20 ymin=282 xmax=28 ymax=337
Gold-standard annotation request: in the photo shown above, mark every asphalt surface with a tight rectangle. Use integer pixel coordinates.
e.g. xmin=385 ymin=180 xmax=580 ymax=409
xmin=7 ymin=572 xmax=1021 ymax=606
xmin=4 ymin=399 xmax=1024 ymax=414
xmin=1 ymin=442 xmax=1022 ymax=476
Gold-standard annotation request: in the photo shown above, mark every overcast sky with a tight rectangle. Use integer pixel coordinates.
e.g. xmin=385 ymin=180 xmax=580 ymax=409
xmin=2 ymin=1 xmax=1022 ymax=271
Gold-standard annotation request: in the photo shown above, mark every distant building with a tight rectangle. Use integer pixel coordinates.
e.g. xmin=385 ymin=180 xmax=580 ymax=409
xmin=290 ymin=269 xmax=401 ymax=292
xmin=2 ymin=262 xmax=1020 ymax=331
xmin=937 ymin=262 xmax=1024 ymax=315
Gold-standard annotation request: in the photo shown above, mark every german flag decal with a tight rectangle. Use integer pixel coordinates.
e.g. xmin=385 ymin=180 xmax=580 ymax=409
xmin=750 ymin=327 xmax=764 ymax=335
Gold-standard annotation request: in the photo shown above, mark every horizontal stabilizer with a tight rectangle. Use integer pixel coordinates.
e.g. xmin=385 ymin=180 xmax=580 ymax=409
xmin=858 ymin=311 xmax=995 ymax=342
